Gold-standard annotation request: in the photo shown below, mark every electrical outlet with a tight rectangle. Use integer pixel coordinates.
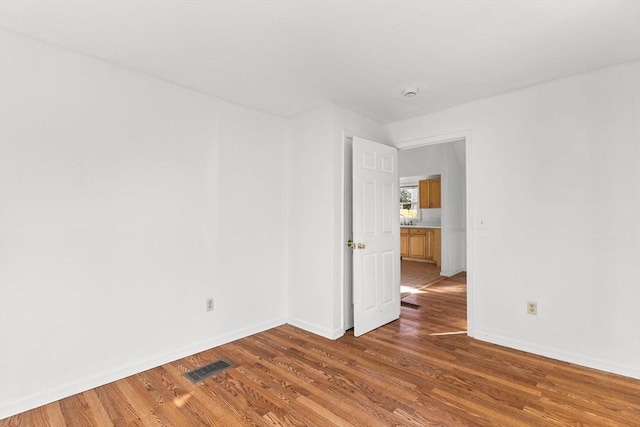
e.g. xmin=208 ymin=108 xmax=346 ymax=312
xmin=206 ymin=298 xmax=214 ymax=312
xmin=527 ymin=301 xmax=537 ymax=315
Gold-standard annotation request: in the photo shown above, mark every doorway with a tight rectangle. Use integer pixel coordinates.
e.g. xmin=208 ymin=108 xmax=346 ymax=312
xmin=342 ymin=130 xmax=473 ymax=336
xmin=397 ymin=131 xmax=472 ymax=336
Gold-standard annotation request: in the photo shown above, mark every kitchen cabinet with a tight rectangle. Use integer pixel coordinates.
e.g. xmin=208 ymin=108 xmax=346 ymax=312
xmin=425 ymin=229 xmax=434 ymax=260
xmin=400 ymin=228 xmax=409 ymax=257
xmin=426 ymin=228 xmax=441 ymax=266
xmin=400 ymin=227 xmax=441 ymax=266
xmin=433 ymin=228 xmax=441 ymax=266
xmin=419 ymin=177 xmax=441 ymax=209
xmin=408 ymin=228 xmax=427 ymax=258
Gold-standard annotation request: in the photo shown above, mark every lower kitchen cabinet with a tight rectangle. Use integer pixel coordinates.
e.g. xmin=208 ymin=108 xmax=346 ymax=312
xmin=400 ymin=227 xmax=441 ymax=266
xmin=431 ymin=228 xmax=441 ymax=266
xmin=400 ymin=228 xmax=409 ymax=257
xmin=408 ymin=228 xmax=427 ymax=258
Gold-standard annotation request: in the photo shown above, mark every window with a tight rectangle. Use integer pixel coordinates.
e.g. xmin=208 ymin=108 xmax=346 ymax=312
xmin=400 ymin=186 xmax=419 ymax=219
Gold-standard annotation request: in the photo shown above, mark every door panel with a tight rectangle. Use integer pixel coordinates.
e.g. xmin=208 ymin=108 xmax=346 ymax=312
xmin=419 ymin=179 xmax=429 ymax=209
xmin=400 ymin=229 xmax=409 ymax=257
xmin=352 ymin=137 xmax=400 ymax=337
xmin=408 ymin=234 xmax=426 ymax=258
xmin=426 ymin=229 xmax=434 ymax=260
xmin=362 ymin=181 xmax=376 ymax=234
xmin=362 ymin=253 xmax=377 ymax=310
xmin=381 ymin=182 xmax=394 ymax=233
xmin=381 ymin=250 xmax=395 ymax=304
xmin=430 ymin=178 xmax=441 ymax=208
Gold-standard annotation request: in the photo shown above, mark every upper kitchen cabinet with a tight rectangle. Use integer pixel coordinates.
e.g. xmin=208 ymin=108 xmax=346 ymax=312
xmin=419 ymin=177 xmax=441 ymax=209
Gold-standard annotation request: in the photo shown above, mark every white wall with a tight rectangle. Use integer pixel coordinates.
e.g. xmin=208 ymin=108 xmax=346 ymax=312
xmin=399 ymin=144 xmax=446 ymax=177
xmin=287 ymin=105 xmax=337 ymax=337
xmin=287 ymin=104 xmax=388 ymax=338
xmin=0 ymin=30 xmax=288 ymax=418
xmin=399 ymin=142 xmax=467 ymax=275
xmin=387 ymin=61 xmax=640 ymax=379
xmin=443 ymin=140 xmax=467 ymax=275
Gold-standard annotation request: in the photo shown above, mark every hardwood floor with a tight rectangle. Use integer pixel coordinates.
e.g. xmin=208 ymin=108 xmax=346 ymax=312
xmin=401 ymin=259 xmax=444 ymax=289
xmin=3 ymin=273 xmax=639 ymax=426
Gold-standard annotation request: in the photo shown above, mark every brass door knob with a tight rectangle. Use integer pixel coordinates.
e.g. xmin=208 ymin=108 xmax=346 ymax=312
xmin=357 ymin=242 xmax=366 ymax=249
xmin=347 ymin=240 xmax=354 ymax=248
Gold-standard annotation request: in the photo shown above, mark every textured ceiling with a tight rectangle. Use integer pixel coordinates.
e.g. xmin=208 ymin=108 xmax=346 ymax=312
xmin=1 ymin=0 xmax=638 ymax=123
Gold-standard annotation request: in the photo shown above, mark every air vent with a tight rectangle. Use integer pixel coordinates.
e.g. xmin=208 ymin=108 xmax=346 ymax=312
xmin=184 ymin=359 xmax=234 ymax=383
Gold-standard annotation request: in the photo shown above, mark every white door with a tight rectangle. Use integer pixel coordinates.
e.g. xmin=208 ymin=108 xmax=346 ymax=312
xmin=352 ymin=136 xmax=400 ymax=337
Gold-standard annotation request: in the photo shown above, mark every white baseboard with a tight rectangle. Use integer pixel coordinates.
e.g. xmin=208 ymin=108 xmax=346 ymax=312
xmin=474 ymin=330 xmax=640 ymax=380
xmin=287 ymin=316 xmax=345 ymax=340
xmin=440 ymin=268 xmax=464 ymax=277
xmin=0 ymin=317 xmax=286 ymax=420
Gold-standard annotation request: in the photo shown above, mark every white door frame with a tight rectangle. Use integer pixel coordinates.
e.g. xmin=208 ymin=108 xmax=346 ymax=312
xmin=342 ymin=133 xmax=354 ymax=331
xmin=396 ymin=129 xmax=474 ymax=337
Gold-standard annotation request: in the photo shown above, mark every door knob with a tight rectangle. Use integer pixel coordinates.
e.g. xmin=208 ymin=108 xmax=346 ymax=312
xmin=357 ymin=242 xmax=366 ymax=249
xmin=347 ymin=240 xmax=354 ymax=248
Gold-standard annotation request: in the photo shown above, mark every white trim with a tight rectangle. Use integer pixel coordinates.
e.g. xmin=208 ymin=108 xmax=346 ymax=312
xmin=0 ymin=317 xmax=286 ymax=419
xmin=396 ymin=130 xmax=469 ymax=150
xmin=475 ymin=330 xmax=640 ymax=380
xmin=340 ymin=131 xmax=356 ymax=333
xmin=288 ymin=316 xmax=345 ymax=340
xmin=393 ymin=129 xmax=474 ymax=337
xmin=440 ymin=268 xmax=465 ymax=277
xmin=464 ymin=133 xmax=474 ymax=337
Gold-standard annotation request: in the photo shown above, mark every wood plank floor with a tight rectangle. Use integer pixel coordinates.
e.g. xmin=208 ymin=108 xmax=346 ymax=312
xmin=3 ymin=273 xmax=639 ymax=426
xmin=400 ymin=260 xmax=444 ymax=289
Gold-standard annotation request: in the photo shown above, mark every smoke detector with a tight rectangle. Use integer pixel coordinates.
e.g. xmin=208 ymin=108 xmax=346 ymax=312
xmin=402 ymin=87 xmax=420 ymax=97
xmin=391 ymin=82 xmax=427 ymax=99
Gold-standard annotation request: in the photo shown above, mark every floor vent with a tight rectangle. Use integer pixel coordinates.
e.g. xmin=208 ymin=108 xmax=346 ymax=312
xmin=184 ymin=359 xmax=234 ymax=383
xmin=401 ymin=301 xmax=420 ymax=309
